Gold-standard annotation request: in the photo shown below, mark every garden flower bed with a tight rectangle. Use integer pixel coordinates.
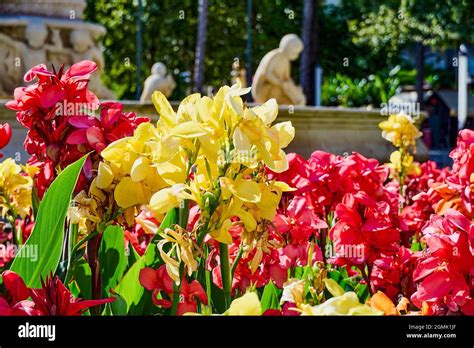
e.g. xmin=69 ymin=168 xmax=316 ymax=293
xmin=0 ymin=60 xmax=473 ymax=316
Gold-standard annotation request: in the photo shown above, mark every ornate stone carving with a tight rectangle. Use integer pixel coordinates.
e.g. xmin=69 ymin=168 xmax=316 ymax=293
xmin=0 ymin=1 xmax=113 ymax=99
xmin=140 ymin=62 xmax=176 ymax=102
xmin=251 ymin=34 xmax=306 ymax=105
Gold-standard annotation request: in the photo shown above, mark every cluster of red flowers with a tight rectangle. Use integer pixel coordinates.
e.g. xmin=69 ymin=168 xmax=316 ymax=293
xmin=199 ymin=130 xmax=473 ymax=315
xmin=265 ymin=130 xmax=474 ymax=315
xmin=6 ymin=61 xmax=148 ymax=198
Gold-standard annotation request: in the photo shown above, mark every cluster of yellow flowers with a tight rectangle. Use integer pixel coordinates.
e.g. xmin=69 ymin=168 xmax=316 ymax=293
xmin=379 ymin=113 xmax=422 ymax=184
xmin=0 ymin=158 xmax=36 ymax=219
xmin=73 ymin=84 xmax=294 ymax=255
xmin=379 ymin=113 xmax=422 ymax=151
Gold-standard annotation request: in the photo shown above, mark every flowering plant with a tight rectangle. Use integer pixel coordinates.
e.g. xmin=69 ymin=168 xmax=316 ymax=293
xmin=1 ymin=60 xmax=473 ymax=317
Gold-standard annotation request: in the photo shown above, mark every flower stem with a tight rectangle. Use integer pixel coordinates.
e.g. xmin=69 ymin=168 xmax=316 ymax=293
xmin=230 ymin=245 xmax=243 ymax=280
xmin=170 ymin=263 xmax=185 ymax=315
xmin=220 ymin=242 xmax=232 ymax=310
xmin=359 ymin=264 xmax=373 ymax=296
xmin=87 ymin=232 xmax=102 ymax=315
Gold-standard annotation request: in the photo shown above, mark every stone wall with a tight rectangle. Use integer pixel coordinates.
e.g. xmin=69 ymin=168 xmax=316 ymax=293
xmin=0 ymin=100 xmax=429 ymax=163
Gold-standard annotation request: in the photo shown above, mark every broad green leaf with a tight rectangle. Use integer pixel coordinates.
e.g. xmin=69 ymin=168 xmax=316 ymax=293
xmin=69 ymin=257 xmax=92 ymax=299
xmin=113 ymin=209 xmax=177 ymax=314
xmin=261 ymin=281 xmax=281 ymax=311
xmin=10 ymin=155 xmax=88 ymax=288
xmin=111 ymin=257 xmax=147 ymax=315
xmin=99 ymin=225 xmax=127 ymax=295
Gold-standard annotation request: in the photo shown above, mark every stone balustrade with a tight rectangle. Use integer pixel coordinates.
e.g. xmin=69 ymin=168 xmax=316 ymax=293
xmin=0 ymin=100 xmax=429 ymax=163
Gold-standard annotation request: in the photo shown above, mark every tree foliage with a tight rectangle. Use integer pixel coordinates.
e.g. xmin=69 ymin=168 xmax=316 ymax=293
xmin=85 ymin=0 xmax=471 ymax=102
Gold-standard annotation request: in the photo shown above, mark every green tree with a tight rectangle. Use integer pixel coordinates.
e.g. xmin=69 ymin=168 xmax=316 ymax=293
xmin=349 ymin=0 xmax=474 ymax=105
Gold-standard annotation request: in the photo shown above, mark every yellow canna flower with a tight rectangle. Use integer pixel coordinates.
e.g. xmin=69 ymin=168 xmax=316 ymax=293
xmin=149 ymin=184 xmax=192 ymax=215
xmin=225 ymin=292 xmax=262 ymax=315
xmin=300 ymin=292 xmax=383 ymax=316
xmin=388 ymin=150 xmax=421 ymax=178
xmin=379 ymin=113 xmax=422 ymax=150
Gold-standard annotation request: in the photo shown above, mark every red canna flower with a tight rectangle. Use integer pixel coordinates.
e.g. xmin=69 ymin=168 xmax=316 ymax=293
xmin=0 ymin=271 xmax=41 ymax=316
xmin=411 ymin=209 xmax=474 ymax=315
xmin=432 ymin=129 xmax=474 ymax=219
xmin=6 ymin=60 xmax=149 ymax=199
xmin=139 ymin=265 xmax=207 ymax=315
xmin=66 ymin=102 xmax=149 ymax=154
xmin=330 ymin=192 xmax=400 ymax=266
xmin=28 ymin=274 xmax=115 ymax=316
xmin=0 ymin=271 xmax=114 ymax=316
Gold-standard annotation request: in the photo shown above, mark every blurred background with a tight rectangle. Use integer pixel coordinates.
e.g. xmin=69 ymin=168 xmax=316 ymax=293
xmin=82 ymin=0 xmax=474 ymax=105
xmin=0 ymin=0 xmax=473 ymax=164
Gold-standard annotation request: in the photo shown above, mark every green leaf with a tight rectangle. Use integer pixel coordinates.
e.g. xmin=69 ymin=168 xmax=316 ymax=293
xmin=355 ymin=283 xmax=370 ymax=303
xmin=329 ymin=270 xmax=341 ymax=282
xmin=99 ymin=225 xmax=127 ymax=295
xmin=69 ymin=257 xmax=92 ymax=300
xmin=261 ymin=281 xmax=281 ymax=311
xmin=68 ymin=280 xmax=81 ymax=298
xmin=111 ymin=256 xmax=147 ymax=315
xmin=10 ymin=155 xmax=88 ymax=288
xmin=112 ymin=209 xmax=177 ymax=315
xmin=127 ymin=243 xmax=141 ymax=268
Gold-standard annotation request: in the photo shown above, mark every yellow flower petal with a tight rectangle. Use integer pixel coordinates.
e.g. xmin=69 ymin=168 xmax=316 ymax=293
xmin=272 ymin=121 xmax=295 ymax=148
xmin=223 ymin=177 xmax=261 ymax=203
xmin=114 ymin=177 xmax=147 ymax=208
xmin=149 ymin=184 xmax=186 ymax=214
xmin=171 ymin=120 xmax=208 ymax=139
xmin=130 ymin=157 xmax=151 ymax=182
xmin=252 ymin=98 xmax=278 ymax=126
xmin=210 ymin=219 xmax=233 ymax=244
xmin=264 ymin=149 xmax=289 ymax=173
xmin=323 ymin=278 xmax=346 ymax=297
xmin=226 ymin=292 xmax=262 ymax=316
xmin=96 ymin=162 xmax=114 ymax=189
xmin=152 ymin=91 xmax=176 ymax=127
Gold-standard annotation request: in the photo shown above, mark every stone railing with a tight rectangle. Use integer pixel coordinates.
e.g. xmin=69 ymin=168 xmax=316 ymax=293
xmin=0 ymin=100 xmax=428 ymax=163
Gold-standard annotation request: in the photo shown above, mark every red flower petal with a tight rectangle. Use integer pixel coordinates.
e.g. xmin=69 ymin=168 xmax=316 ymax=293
xmin=65 ymin=60 xmax=97 ymax=79
xmin=0 ymin=123 xmax=12 ymax=149
xmin=2 ymin=271 xmax=30 ymax=303
xmin=139 ymin=268 xmax=157 ymax=291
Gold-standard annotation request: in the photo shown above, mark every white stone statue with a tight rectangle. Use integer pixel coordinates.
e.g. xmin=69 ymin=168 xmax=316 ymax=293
xmin=140 ymin=62 xmax=176 ymax=102
xmin=70 ymin=29 xmax=115 ymax=99
xmin=251 ymin=34 xmax=306 ymax=105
